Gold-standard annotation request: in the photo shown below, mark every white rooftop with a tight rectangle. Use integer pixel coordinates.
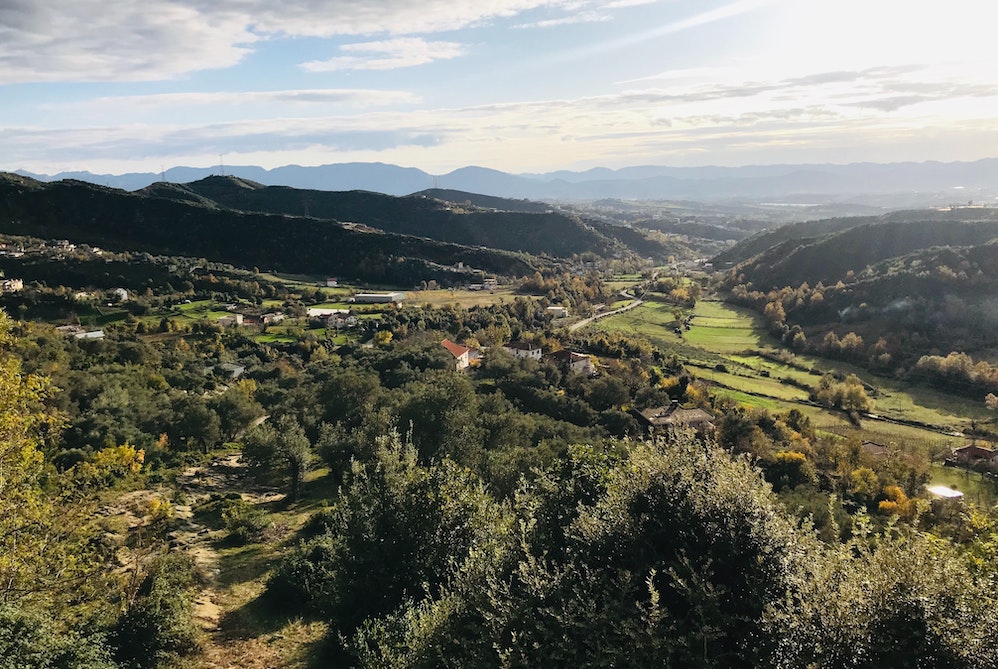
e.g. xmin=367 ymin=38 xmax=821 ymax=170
xmin=926 ymin=485 xmax=964 ymax=499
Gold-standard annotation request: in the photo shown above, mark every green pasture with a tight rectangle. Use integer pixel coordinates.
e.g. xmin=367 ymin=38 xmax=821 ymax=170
xmin=929 ymin=465 xmax=998 ymax=506
xmin=684 ymin=300 xmax=770 ymax=353
xmin=591 ymin=295 xmax=986 ymax=452
xmin=708 ymin=388 xmax=786 ymax=411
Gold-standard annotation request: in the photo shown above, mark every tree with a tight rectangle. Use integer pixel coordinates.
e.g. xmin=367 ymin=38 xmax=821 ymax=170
xmin=242 ymin=415 xmax=312 ymax=501
xmin=212 ymin=383 xmax=264 ymax=442
xmin=267 ymin=432 xmax=510 ymax=643
xmin=350 ymin=436 xmax=809 ymax=668
xmin=0 ymin=605 xmax=116 ymax=669
xmin=0 ymin=311 xmax=103 ymax=611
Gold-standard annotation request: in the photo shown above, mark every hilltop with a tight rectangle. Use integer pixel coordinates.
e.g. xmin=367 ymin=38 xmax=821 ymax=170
xmin=716 ymin=207 xmax=998 ymax=392
xmin=142 ymin=176 xmax=628 ymax=259
xmin=0 ymin=174 xmax=536 ymax=284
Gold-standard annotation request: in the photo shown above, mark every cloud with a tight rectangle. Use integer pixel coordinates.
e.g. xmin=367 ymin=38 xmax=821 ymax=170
xmin=0 ymin=0 xmax=255 ymax=83
xmin=512 ymin=11 xmax=611 ymax=28
xmin=0 ymin=0 xmax=588 ymax=82
xmin=48 ymin=89 xmax=420 ymax=112
xmin=301 ymin=38 xmax=465 ymax=72
xmin=0 ymin=0 xmax=668 ymax=82
xmin=2 ymin=118 xmax=443 ymax=163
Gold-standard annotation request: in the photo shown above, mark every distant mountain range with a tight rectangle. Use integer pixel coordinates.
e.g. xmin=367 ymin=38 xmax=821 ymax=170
xmin=15 ymin=159 xmax=998 ymax=204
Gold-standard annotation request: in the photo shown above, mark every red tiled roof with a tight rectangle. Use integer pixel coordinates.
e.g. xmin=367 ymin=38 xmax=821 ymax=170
xmin=441 ymin=339 xmax=471 ymax=359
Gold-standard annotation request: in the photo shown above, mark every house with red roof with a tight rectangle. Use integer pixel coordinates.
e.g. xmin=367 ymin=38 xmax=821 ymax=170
xmin=441 ymin=339 xmax=479 ymax=371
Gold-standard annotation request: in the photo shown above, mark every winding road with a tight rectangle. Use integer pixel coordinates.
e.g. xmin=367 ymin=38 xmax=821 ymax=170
xmin=569 ymin=292 xmax=644 ymax=332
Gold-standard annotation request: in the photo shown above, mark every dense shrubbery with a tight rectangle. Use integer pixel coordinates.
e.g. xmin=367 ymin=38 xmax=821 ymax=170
xmin=268 ymin=433 xmax=998 ymax=668
xmin=110 ymin=554 xmax=203 ymax=669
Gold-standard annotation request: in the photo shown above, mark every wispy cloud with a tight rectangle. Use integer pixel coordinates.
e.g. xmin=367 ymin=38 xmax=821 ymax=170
xmin=0 ymin=0 xmax=569 ymax=82
xmin=301 ymin=38 xmax=465 ymax=72
xmin=47 ymin=89 xmax=420 ymax=112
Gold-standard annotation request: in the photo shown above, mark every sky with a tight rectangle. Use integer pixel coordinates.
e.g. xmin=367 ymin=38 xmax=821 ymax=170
xmin=4 ymin=0 xmax=998 ymax=175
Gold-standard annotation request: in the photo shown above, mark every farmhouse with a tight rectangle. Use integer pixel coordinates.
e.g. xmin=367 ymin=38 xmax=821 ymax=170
xmin=546 ymin=306 xmax=570 ymax=318
xmin=353 ymin=292 xmax=405 ymax=304
xmin=441 ymin=339 xmax=479 ymax=371
xmin=217 ymin=362 xmax=245 ymax=379
xmin=861 ymin=440 xmax=889 ymax=459
xmin=216 ymin=314 xmax=244 ymax=328
xmin=0 ymin=278 xmax=23 ymax=293
xmin=950 ymin=443 xmax=998 ymax=470
xmin=632 ymin=402 xmax=714 ymax=436
xmin=548 ymin=349 xmax=595 ymax=375
xmin=503 ymin=340 xmax=542 ymax=360
xmin=75 ymin=329 xmax=106 ymax=340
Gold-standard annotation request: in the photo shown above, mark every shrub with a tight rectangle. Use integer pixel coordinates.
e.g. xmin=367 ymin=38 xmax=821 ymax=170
xmin=111 ymin=553 xmax=203 ymax=669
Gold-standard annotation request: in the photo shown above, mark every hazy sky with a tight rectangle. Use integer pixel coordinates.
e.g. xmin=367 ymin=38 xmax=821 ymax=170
xmin=4 ymin=0 xmax=998 ymax=174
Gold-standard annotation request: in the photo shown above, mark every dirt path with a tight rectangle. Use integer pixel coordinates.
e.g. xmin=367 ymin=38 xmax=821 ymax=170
xmin=170 ymin=454 xmax=284 ymax=633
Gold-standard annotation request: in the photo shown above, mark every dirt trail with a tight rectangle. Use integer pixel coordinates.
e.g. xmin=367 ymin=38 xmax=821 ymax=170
xmin=170 ymin=454 xmax=284 ymax=632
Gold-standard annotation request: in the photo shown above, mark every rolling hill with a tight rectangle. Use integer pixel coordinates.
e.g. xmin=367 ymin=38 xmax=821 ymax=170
xmin=718 ymin=210 xmax=998 ymax=289
xmin=0 ymin=173 xmax=535 ymax=284
xmin=141 ymin=177 xmax=628 ymax=259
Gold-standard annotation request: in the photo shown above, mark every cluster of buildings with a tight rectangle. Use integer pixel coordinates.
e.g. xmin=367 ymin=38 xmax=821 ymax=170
xmin=439 ymin=338 xmax=596 ymax=377
xmin=217 ymin=310 xmax=287 ymax=328
xmin=439 ymin=337 xmax=719 ymax=438
xmin=307 ymin=308 xmax=357 ymax=330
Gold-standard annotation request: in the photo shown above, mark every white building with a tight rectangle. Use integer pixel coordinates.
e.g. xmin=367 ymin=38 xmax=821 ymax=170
xmin=503 ymin=340 xmax=542 ymax=360
xmin=546 ymin=306 xmax=570 ymax=318
xmin=353 ymin=292 xmax=405 ymax=304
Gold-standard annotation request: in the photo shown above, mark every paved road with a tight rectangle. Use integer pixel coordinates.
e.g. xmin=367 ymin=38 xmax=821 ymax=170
xmin=569 ymin=295 xmax=644 ymax=332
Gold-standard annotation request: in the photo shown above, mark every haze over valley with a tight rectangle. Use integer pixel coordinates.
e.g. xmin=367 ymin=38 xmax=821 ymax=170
xmin=5 ymin=1 xmax=998 ymax=668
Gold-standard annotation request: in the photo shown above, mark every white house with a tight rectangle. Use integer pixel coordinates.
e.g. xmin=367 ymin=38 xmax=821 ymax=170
xmin=441 ymin=339 xmax=479 ymax=370
xmin=546 ymin=306 xmax=570 ymax=318
xmin=503 ymin=340 xmax=542 ymax=360
xmin=0 ymin=278 xmax=23 ymax=293
xmin=549 ymin=349 xmax=595 ymax=375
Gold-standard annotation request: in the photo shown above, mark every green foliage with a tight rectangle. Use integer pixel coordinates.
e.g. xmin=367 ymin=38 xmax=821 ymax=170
xmin=0 ymin=605 xmax=116 ymax=669
xmin=816 ymin=373 xmax=873 ymax=413
xmin=348 ymin=436 xmax=806 ymax=668
xmin=267 ymin=432 xmax=511 ymax=639
xmin=772 ymin=524 xmax=998 ymax=669
xmin=0 ymin=312 xmax=108 ymax=612
xmin=221 ymin=497 xmax=270 ymax=545
xmin=110 ymin=554 xmax=202 ymax=669
xmin=241 ymin=415 xmax=312 ymax=500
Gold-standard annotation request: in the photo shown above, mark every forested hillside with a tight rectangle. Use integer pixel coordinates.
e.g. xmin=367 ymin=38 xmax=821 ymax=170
xmin=0 ymin=173 xmax=536 ymax=284
xmin=146 ymin=176 xmax=629 ymax=259
xmin=718 ymin=208 xmax=998 ymax=400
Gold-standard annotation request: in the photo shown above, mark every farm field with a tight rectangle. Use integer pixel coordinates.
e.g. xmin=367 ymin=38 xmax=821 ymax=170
xmin=683 ymin=300 xmax=770 ymax=353
xmin=405 ymin=287 xmax=522 ymax=308
xmin=590 ymin=298 xmax=990 ymax=455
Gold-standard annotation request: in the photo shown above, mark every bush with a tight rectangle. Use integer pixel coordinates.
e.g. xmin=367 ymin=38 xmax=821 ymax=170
xmin=111 ymin=553 xmax=203 ymax=669
xmin=0 ymin=605 xmax=116 ymax=669
xmin=221 ymin=498 xmax=269 ymax=545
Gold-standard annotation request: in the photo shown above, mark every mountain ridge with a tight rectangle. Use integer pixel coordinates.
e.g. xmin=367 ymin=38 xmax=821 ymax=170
xmin=15 ymin=157 xmax=998 ymax=203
